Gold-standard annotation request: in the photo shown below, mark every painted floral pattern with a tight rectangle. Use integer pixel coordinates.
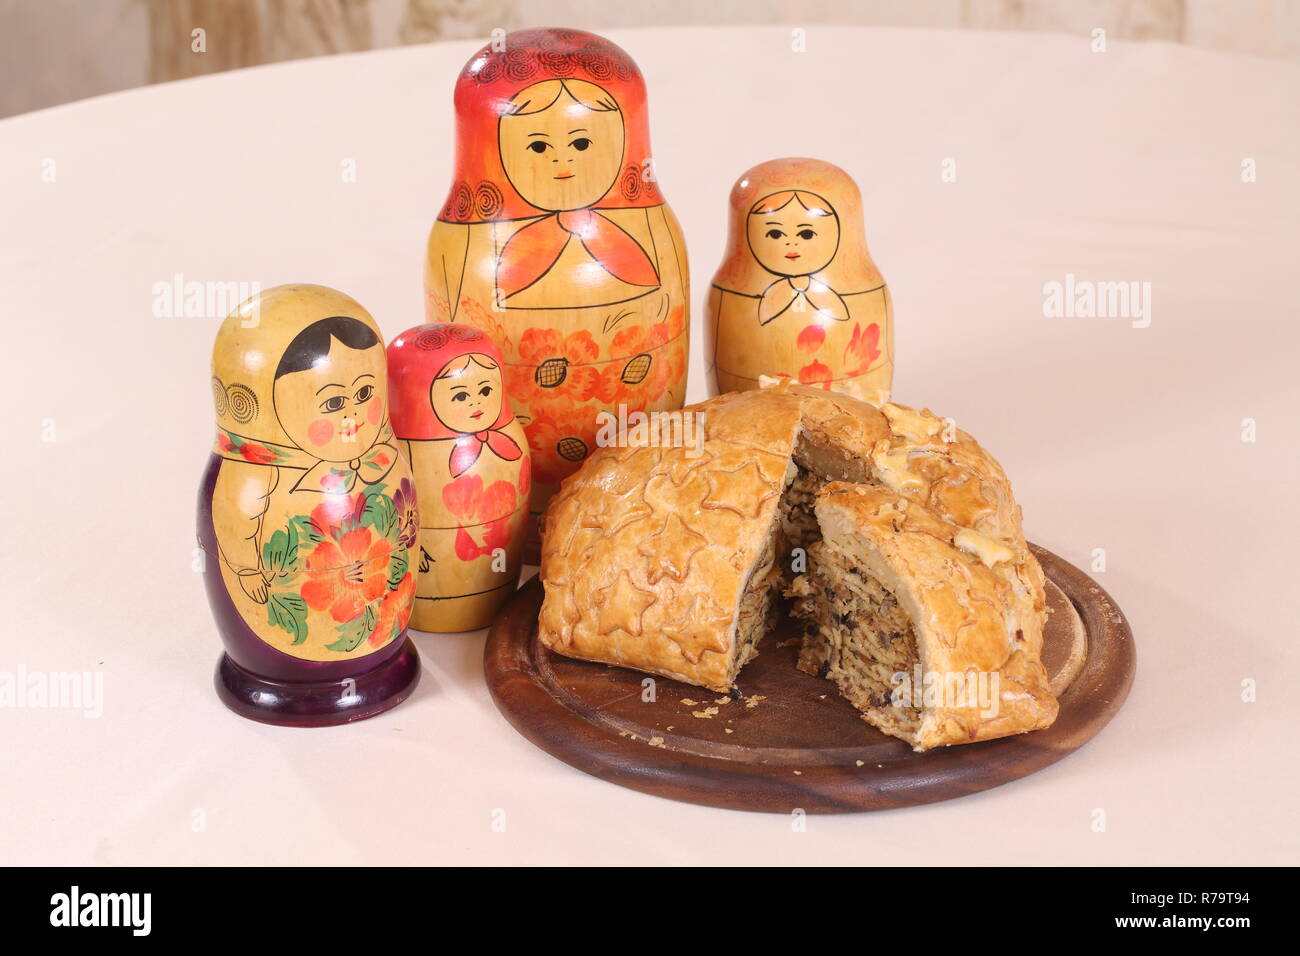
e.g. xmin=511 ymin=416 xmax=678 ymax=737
xmin=369 ymin=572 xmax=415 ymax=648
xmin=504 ymin=306 xmax=687 ymax=485
xmin=440 ymin=461 xmax=532 ymax=560
xmin=794 ymin=321 xmax=882 ymax=389
xmin=216 ymin=431 xmax=293 ymax=466
xmin=391 ymin=477 xmax=420 ymax=550
xmin=259 ymin=481 xmax=414 ymax=653
xmin=844 ymin=322 xmax=882 ymax=378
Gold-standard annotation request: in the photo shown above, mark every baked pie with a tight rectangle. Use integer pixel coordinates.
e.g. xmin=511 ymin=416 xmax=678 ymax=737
xmin=538 ymin=383 xmax=1057 ymax=750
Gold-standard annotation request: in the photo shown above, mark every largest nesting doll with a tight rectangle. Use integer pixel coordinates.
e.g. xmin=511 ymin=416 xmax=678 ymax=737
xmin=198 ymin=285 xmax=421 ymax=725
xmin=426 ymin=27 xmax=689 ymax=527
xmin=706 ymin=157 xmax=893 ymax=405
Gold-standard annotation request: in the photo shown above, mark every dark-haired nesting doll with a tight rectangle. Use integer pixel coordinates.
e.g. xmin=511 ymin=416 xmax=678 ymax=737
xmin=425 ymin=28 xmax=688 ymax=536
xmin=388 ymin=324 xmax=530 ymax=632
xmin=198 ymin=284 xmax=421 ymax=725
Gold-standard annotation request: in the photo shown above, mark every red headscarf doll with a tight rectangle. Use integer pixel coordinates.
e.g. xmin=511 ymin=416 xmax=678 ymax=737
xmin=425 ymin=28 xmax=688 ymax=514
xmin=387 ymin=323 xmax=532 ymax=632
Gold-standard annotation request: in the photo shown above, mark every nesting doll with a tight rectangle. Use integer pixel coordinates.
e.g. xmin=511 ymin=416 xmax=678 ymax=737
xmin=706 ymin=158 xmax=893 ymax=405
xmin=425 ymin=27 xmax=689 ymax=529
xmin=387 ymin=324 xmax=530 ymax=632
xmin=197 ymin=284 xmax=421 ymax=725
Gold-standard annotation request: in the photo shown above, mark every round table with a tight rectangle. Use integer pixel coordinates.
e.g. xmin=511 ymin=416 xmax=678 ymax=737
xmin=2 ymin=25 xmax=1297 ymax=865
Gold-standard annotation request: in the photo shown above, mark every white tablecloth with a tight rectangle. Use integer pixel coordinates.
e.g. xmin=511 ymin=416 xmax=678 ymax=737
xmin=2 ymin=25 xmax=1297 ymax=865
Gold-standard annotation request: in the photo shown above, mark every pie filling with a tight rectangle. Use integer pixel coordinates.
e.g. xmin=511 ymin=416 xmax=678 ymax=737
xmin=728 ymin=517 xmax=782 ymax=685
xmin=729 ymin=452 xmax=923 ymax=738
xmin=788 ymin=543 xmax=922 ymax=738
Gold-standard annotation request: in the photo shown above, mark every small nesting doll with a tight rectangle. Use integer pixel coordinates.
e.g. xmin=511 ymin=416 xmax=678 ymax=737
xmin=426 ymin=27 xmax=689 ymax=534
xmin=706 ymin=158 xmax=893 ymax=405
xmin=387 ymin=324 xmax=530 ymax=632
xmin=197 ymin=284 xmax=421 ymax=725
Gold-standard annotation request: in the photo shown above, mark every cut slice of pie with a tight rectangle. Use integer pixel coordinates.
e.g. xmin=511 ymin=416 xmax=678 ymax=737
xmin=789 ymin=482 xmax=1056 ymax=749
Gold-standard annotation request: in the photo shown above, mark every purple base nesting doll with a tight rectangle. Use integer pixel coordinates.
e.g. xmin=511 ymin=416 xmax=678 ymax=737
xmin=197 ymin=284 xmax=421 ymax=726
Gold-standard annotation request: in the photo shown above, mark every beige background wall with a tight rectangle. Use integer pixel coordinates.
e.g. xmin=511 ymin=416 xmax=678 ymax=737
xmin=3 ymin=0 xmax=1299 ymax=118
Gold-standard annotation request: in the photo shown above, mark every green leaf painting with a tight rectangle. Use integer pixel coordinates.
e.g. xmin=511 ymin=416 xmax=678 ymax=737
xmin=266 ymin=591 xmax=309 ymax=646
xmin=288 ymin=513 xmax=322 ymax=545
xmin=362 ymin=488 xmax=397 ymax=538
xmin=262 ymin=524 xmax=299 ymax=574
xmin=326 ymin=605 xmax=377 ymax=653
xmin=387 ymin=547 xmax=409 ymax=590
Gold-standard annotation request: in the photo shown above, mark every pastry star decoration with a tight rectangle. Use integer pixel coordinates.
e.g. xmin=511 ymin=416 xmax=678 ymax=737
xmin=701 ymin=461 xmax=780 ymax=519
xmin=660 ymin=593 xmax=733 ymax=663
xmin=577 ymin=481 xmax=653 ymax=537
xmin=659 ymin=448 xmax=712 ymax=487
xmin=593 ymin=570 xmax=658 ymax=638
xmin=638 ymin=512 xmax=709 ymax=584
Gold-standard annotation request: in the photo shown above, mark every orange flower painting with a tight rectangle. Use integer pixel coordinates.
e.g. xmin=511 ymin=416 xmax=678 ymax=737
xmin=369 ymin=572 xmax=415 ymax=646
xmin=798 ymin=360 xmax=833 ymax=387
xmin=300 ymin=501 xmax=394 ymax=624
xmin=255 ymin=482 xmax=415 ymax=653
xmin=845 ymin=322 xmax=881 ymax=377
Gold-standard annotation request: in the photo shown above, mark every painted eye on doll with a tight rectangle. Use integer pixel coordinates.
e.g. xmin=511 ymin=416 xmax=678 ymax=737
xmin=354 ymin=384 xmax=374 ymax=404
xmin=479 ymin=385 xmax=494 ymax=397
xmin=797 ymin=229 xmax=816 ymax=240
xmin=320 ymin=394 xmax=347 ymax=413
xmin=527 ymin=140 xmax=550 ymax=154
xmin=450 ymin=389 xmax=470 ymax=402
xmin=765 ymin=229 xmax=785 ymax=240
xmin=569 ymin=138 xmax=592 ymax=151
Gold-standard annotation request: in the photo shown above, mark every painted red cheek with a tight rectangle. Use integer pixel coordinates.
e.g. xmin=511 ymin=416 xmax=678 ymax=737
xmin=307 ymin=418 xmax=335 ymax=447
xmin=368 ymin=396 xmax=384 ymax=425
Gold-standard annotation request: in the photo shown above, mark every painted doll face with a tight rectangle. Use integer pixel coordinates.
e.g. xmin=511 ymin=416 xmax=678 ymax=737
xmin=430 ymin=354 xmax=504 ymax=433
xmin=746 ymin=193 xmax=841 ymax=278
xmin=274 ymin=337 xmax=386 ymax=461
xmin=499 ymin=79 xmax=625 ymax=212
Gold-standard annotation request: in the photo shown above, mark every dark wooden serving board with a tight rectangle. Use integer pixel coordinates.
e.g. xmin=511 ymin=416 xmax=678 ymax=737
xmin=484 ymin=545 xmax=1135 ymax=813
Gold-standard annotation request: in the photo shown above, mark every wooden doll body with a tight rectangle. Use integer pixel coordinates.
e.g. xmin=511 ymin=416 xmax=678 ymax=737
xmin=706 ymin=158 xmax=893 ymax=405
xmin=426 ymin=28 xmax=688 ymax=523
xmin=198 ymin=284 xmax=420 ymax=725
xmin=388 ymin=324 xmax=530 ymax=632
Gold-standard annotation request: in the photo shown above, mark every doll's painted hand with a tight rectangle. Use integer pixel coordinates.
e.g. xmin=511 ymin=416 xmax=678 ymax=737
xmin=237 ymin=569 xmax=270 ymax=605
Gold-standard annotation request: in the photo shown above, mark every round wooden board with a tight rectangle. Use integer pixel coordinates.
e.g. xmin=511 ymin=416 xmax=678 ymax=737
xmin=484 ymin=545 xmax=1135 ymax=813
